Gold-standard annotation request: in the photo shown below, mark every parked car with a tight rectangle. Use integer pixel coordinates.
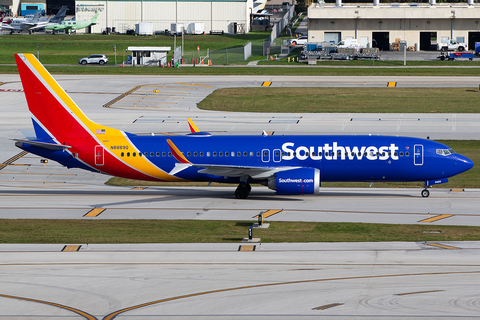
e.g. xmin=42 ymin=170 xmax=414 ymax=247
xmin=78 ymin=54 xmax=108 ymax=65
xmin=289 ymin=36 xmax=308 ymax=46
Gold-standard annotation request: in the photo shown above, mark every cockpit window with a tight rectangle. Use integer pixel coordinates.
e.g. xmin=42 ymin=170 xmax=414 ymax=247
xmin=436 ymin=149 xmax=456 ymax=156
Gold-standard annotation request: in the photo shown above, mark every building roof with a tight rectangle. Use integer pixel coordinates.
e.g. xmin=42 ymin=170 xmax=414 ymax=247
xmin=127 ymin=47 xmax=171 ymax=51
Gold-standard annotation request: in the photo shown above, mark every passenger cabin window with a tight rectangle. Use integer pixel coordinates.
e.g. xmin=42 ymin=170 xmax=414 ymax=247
xmin=150 ymin=152 xmax=154 ymax=157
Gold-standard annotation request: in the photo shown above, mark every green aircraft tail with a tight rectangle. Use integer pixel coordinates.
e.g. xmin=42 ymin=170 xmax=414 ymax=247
xmin=91 ymin=12 xmax=99 ymax=23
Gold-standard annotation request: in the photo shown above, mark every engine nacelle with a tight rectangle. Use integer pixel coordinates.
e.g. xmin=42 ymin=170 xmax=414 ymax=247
xmin=268 ymin=168 xmax=320 ymax=195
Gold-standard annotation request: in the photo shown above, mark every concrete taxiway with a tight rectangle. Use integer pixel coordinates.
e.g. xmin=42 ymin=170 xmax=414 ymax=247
xmin=1 ymin=75 xmax=480 ymax=144
xmin=0 ymin=74 xmax=479 ymax=319
xmin=1 ymin=242 xmax=480 ymax=320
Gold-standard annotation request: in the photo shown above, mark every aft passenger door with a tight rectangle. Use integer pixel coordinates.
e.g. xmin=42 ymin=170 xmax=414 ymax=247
xmin=414 ymin=144 xmax=423 ymax=166
xmin=95 ymin=145 xmax=104 ymax=166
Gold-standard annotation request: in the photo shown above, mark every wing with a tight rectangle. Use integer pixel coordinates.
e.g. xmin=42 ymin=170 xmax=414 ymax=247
xmin=195 ymin=163 xmax=299 ymax=179
xmin=187 ymin=118 xmax=199 ymax=133
xmin=166 ymin=139 xmax=299 ymax=179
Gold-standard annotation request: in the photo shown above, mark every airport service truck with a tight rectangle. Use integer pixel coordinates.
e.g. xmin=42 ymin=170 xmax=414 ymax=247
xmin=437 ymin=39 xmax=467 ymax=52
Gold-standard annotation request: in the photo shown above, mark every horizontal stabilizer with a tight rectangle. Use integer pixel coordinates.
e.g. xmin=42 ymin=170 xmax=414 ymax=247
xmin=13 ymin=139 xmax=71 ymax=150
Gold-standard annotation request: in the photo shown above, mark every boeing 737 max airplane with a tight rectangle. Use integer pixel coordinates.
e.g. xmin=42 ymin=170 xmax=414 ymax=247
xmin=13 ymin=53 xmax=474 ymax=199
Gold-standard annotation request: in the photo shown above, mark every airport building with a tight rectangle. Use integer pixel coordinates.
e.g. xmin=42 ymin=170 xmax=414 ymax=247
xmin=74 ymin=0 xmax=253 ymax=34
xmin=308 ymin=1 xmax=480 ymax=51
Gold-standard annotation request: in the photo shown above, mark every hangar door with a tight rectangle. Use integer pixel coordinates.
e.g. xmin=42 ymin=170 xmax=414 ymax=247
xmin=420 ymin=32 xmax=437 ymax=51
xmin=325 ymin=32 xmax=341 ymax=44
xmin=372 ymin=32 xmax=389 ymax=51
xmin=468 ymin=32 xmax=480 ymax=51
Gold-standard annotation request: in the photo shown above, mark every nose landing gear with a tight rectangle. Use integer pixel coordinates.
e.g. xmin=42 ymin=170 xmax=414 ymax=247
xmin=421 ymin=188 xmax=430 ymax=198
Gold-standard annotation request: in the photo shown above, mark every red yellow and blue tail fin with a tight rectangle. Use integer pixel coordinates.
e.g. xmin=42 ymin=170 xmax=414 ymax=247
xmin=15 ymin=53 xmax=183 ymax=182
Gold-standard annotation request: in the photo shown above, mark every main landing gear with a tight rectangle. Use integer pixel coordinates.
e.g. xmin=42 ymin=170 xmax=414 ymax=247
xmin=235 ymin=183 xmax=251 ymax=199
xmin=421 ymin=188 xmax=430 ymax=198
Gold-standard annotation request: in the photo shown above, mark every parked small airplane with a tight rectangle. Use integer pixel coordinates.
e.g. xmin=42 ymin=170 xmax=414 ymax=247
xmin=1 ymin=7 xmax=68 ymax=34
xmin=14 ymin=53 xmax=474 ymax=199
xmin=253 ymin=0 xmax=268 ymax=14
xmin=45 ymin=12 xmax=98 ymax=34
xmin=1 ymin=11 xmax=41 ymax=34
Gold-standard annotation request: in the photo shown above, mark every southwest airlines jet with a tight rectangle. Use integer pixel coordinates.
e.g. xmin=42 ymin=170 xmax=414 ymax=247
xmin=13 ymin=53 xmax=474 ymax=199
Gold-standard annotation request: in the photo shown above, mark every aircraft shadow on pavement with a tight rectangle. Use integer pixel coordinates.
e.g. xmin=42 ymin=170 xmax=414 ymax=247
xmin=0 ymin=188 xmax=416 ymax=200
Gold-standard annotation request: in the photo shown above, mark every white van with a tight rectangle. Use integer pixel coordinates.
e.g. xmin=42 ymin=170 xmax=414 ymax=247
xmin=337 ymin=39 xmax=358 ymax=48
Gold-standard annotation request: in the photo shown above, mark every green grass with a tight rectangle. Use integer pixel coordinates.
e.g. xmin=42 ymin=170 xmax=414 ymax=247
xmin=2 ymin=33 xmax=480 ymax=75
xmin=0 ymin=32 xmax=270 ymax=65
xmin=199 ymin=87 xmax=480 ymax=113
xmin=1 ymin=220 xmax=480 ymax=243
xmin=3 ymin=64 xmax=480 ymax=76
xmin=106 ymin=140 xmax=479 ymax=189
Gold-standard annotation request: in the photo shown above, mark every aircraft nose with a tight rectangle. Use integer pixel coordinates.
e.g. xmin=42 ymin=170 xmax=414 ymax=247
xmin=455 ymin=154 xmax=474 ymax=174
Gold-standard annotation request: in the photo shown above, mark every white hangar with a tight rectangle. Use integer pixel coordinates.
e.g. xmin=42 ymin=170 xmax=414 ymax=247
xmin=308 ymin=0 xmax=480 ymax=51
xmin=74 ymin=0 xmax=253 ymax=34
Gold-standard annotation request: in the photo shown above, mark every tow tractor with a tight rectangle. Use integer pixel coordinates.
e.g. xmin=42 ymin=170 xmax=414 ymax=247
xmin=438 ymin=51 xmax=474 ymax=61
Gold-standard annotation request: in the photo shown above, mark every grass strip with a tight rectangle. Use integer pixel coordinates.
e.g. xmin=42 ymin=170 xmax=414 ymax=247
xmin=106 ymin=140 xmax=479 ymax=189
xmin=199 ymin=87 xmax=480 ymax=113
xmin=3 ymin=65 xmax=480 ymax=76
xmin=0 ymin=220 xmax=479 ymax=243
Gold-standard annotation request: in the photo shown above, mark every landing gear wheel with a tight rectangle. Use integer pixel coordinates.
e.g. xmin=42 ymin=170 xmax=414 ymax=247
xmin=421 ymin=189 xmax=430 ymax=198
xmin=235 ymin=183 xmax=251 ymax=199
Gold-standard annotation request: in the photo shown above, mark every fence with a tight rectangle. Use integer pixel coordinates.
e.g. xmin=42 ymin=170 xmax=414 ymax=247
xmin=176 ymin=8 xmax=294 ymax=65
xmin=269 ymin=5 xmax=295 ymax=44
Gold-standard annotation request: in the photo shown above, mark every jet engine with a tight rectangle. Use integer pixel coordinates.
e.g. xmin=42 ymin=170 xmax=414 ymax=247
xmin=268 ymin=168 xmax=320 ymax=195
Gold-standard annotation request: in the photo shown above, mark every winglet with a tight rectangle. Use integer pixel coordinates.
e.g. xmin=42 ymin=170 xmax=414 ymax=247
xmin=166 ymin=139 xmax=191 ymax=164
xmin=187 ymin=118 xmax=199 ymax=133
